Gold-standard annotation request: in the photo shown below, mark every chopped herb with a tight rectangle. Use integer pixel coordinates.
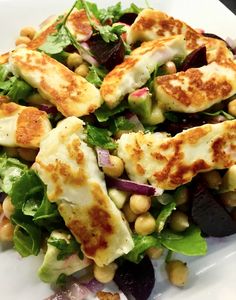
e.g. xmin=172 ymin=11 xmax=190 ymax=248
xmin=156 ymin=202 xmax=176 ymax=233
xmin=109 ymin=116 xmax=135 ymax=134
xmin=124 ymin=234 xmax=161 ymax=263
xmin=94 ymin=101 xmax=128 ymax=122
xmin=11 ymin=212 xmax=41 ymax=257
xmin=202 ymin=110 xmax=234 ymax=120
xmin=76 ymin=0 xmax=126 ymax=43
xmin=160 ymin=225 xmax=207 ymax=256
xmin=86 ymin=65 xmax=108 ymax=87
xmin=86 ymin=124 xmax=117 ymax=150
xmin=48 ymin=235 xmax=83 ymax=260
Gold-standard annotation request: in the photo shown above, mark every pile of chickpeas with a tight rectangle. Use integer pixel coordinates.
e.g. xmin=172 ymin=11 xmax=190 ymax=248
xmin=96 ymin=155 xmax=236 ymax=287
xmin=96 ymin=153 xmax=190 ymax=287
xmin=0 ymin=196 xmax=15 ymax=242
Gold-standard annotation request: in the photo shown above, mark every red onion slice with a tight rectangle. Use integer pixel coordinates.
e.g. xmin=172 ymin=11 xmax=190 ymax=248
xmin=126 ymin=113 xmax=145 ymax=132
xmin=96 ymin=147 xmax=112 ymax=167
xmin=80 ymin=42 xmax=99 ymax=66
xmin=106 ymin=176 xmax=163 ymax=196
xmin=46 ymin=278 xmax=103 ymax=300
xmin=39 ymin=104 xmax=58 ymax=115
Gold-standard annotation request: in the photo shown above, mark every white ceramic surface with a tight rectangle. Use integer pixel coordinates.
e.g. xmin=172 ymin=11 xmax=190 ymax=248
xmin=0 ymin=0 xmax=236 ymax=299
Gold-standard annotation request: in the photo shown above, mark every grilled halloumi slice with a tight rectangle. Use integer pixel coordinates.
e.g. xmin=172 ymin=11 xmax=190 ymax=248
xmin=127 ymin=9 xmax=233 ymax=63
xmin=33 ymin=117 xmax=134 ymax=266
xmin=100 ymin=35 xmax=186 ymax=108
xmin=154 ymin=60 xmax=236 ymax=113
xmin=0 ymin=102 xmax=51 ymax=148
xmin=9 ymin=48 xmax=102 ymax=117
xmin=118 ymin=120 xmax=236 ymax=190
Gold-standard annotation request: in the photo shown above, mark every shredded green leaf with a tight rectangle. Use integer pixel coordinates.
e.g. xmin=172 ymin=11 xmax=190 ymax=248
xmin=86 ymin=65 xmax=108 ymax=87
xmin=12 ymin=212 xmax=41 ymax=257
xmin=202 ymin=110 xmax=235 ymax=120
xmin=156 ymin=202 xmax=176 ymax=233
xmin=48 ymin=235 xmax=83 ymax=260
xmin=160 ymin=225 xmax=207 ymax=256
xmin=124 ymin=234 xmax=161 ymax=263
xmin=86 ymin=124 xmax=117 ymax=149
xmin=95 ymin=101 xmax=128 ymax=122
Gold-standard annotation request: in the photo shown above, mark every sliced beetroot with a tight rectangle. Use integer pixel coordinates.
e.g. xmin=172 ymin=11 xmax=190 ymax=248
xmin=114 ymin=256 xmax=155 ymax=300
xmin=180 ymin=46 xmax=207 ymax=71
xmin=191 ymin=183 xmax=236 ymax=237
xmin=203 ymin=32 xmax=235 ymax=53
xmin=119 ymin=13 xmax=138 ymax=25
xmin=87 ymin=35 xmax=125 ymax=70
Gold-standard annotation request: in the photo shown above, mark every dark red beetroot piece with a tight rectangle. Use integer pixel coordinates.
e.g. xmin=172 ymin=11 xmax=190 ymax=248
xmin=191 ymin=183 xmax=236 ymax=237
xmin=180 ymin=46 xmax=207 ymax=71
xmin=203 ymin=33 xmax=235 ymax=54
xmin=114 ymin=256 xmax=155 ymax=300
xmin=118 ymin=13 xmax=138 ymax=25
xmin=87 ymin=35 xmax=125 ymax=70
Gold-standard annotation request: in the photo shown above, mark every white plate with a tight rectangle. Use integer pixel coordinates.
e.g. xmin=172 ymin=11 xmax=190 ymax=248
xmin=0 ymin=0 xmax=236 ymax=299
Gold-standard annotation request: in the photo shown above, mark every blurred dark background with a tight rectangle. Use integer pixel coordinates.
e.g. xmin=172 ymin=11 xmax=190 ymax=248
xmin=220 ymin=0 xmax=236 ymax=14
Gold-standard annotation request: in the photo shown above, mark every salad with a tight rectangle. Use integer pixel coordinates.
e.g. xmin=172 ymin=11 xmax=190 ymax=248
xmin=0 ymin=0 xmax=236 ymax=299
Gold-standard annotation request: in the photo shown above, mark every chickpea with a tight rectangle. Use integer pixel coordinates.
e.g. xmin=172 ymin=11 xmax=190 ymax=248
xmin=94 ymin=262 xmax=117 ymax=283
xmin=15 ymin=36 xmax=31 ymax=46
xmin=220 ymin=191 xmax=236 ymax=207
xmin=17 ymin=148 xmax=38 ymax=162
xmin=102 ymin=155 xmax=124 ymax=178
xmin=166 ymin=260 xmax=188 ymax=287
xmin=174 ymin=187 xmax=189 ymax=206
xmin=66 ymin=53 xmax=83 ymax=69
xmin=228 ymin=99 xmax=236 ymax=117
xmin=20 ymin=27 xmax=36 ymax=40
xmin=134 ymin=212 xmax=156 ymax=235
xmin=123 ymin=202 xmax=137 ymax=223
xmin=163 ymin=61 xmax=177 ymax=74
xmin=130 ymin=194 xmax=151 ymax=214
xmin=108 ymin=188 xmax=128 ymax=209
xmin=0 ymin=218 xmax=14 ymax=242
xmin=146 ymin=247 xmax=164 ymax=259
xmin=202 ymin=170 xmax=222 ymax=189
xmin=75 ymin=63 xmax=90 ymax=77
xmin=2 ymin=196 xmax=15 ymax=219
xmin=169 ymin=211 xmax=189 ymax=232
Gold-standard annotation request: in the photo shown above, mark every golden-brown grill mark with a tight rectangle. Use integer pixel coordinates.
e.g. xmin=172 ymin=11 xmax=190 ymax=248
xmin=16 ymin=107 xmax=47 ymax=148
xmin=67 ymin=9 xmax=92 ymax=38
xmin=118 ymin=121 xmax=236 ymax=190
xmin=97 ymin=291 xmax=120 ymax=300
xmin=0 ymin=102 xmax=19 ymax=116
xmin=10 ymin=48 xmax=102 ymax=117
xmin=156 ymin=63 xmax=234 ymax=112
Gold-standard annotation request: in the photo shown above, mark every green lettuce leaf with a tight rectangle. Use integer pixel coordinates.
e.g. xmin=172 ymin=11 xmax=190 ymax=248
xmin=0 ymin=154 xmax=27 ymax=194
xmin=48 ymin=234 xmax=83 ymax=260
xmin=33 ymin=195 xmax=63 ymax=230
xmin=156 ymin=202 xmax=176 ymax=233
xmin=38 ymin=25 xmax=71 ymax=55
xmin=10 ymin=169 xmax=44 ymax=210
xmin=160 ymin=225 xmax=207 ymax=256
xmin=124 ymin=234 xmax=161 ymax=263
xmin=86 ymin=65 xmax=108 ymax=88
xmin=86 ymin=124 xmax=117 ymax=150
xmin=109 ymin=116 xmax=135 ymax=134
xmin=11 ymin=212 xmax=41 ymax=257
xmin=94 ymin=102 xmax=128 ymax=122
